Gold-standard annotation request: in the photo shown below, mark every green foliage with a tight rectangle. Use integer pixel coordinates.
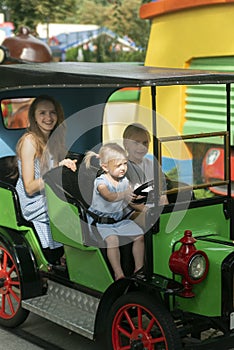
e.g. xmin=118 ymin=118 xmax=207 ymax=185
xmin=165 ymin=167 xmax=179 ymax=181
xmin=1 ymin=0 xmax=77 ymax=32
xmin=110 ymin=50 xmax=146 ymax=62
xmin=165 ymin=167 xmax=215 ymax=199
xmin=65 ymin=41 xmax=146 ymax=63
xmin=193 ymin=189 xmax=214 ymax=199
xmin=74 ymin=0 xmax=150 ymax=50
xmin=64 ymin=48 xmax=77 ymax=62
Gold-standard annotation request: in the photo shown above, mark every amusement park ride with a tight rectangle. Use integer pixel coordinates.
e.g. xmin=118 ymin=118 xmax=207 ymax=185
xmin=0 ymin=1 xmax=234 ymax=349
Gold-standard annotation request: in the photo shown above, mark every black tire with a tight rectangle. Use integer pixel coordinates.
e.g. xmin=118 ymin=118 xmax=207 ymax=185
xmin=0 ymin=243 xmax=29 ymax=327
xmin=106 ymin=291 xmax=182 ymax=350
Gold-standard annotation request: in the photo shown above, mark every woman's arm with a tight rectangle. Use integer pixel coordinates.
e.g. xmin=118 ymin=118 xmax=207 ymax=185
xmin=20 ymin=135 xmax=44 ymax=196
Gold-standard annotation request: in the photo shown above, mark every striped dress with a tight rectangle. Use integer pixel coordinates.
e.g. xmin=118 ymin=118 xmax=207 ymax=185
xmin=16 ymin=158 xmax=62 ymax=249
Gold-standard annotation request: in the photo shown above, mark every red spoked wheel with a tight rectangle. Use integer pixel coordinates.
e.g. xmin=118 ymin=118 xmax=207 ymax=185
xmin=107 ymin=292 xmax=182 ymax=350
xmin=0 ymin=244 xmax=29 ymax=327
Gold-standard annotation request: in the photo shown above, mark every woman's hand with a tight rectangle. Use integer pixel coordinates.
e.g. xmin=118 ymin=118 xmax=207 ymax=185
xmin=59 ymin=158 xmax=77 ymax=172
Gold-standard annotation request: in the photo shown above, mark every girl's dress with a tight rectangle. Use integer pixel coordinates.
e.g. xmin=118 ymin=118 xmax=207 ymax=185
xmin=87 ymin=174 xmax=143 ymax=242
xmin=16 ymin=158 xmax=62 ymax=249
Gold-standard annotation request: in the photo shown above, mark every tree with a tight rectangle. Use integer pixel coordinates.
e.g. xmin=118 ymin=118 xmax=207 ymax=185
xmin=1 ymin=0 xmax=77 ymax=33
xmin=75 ymin=0 xmax=110 ymax=26
xmin=76 ymin=0 xmax=150 ymax=51
xmin=106 ymin=0 xmax=149 ymax=48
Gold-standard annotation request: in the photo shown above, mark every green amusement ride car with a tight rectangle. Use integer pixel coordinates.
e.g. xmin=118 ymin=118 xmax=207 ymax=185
xmin=0 ymin=46 xmax=234 ymax=349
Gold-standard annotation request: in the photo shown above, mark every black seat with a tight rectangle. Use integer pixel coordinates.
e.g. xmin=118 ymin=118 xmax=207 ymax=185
xmin=0 ymin=156 xmax=19 ymax=186
xmin=43 ymin=153 xmax=104 ymax=244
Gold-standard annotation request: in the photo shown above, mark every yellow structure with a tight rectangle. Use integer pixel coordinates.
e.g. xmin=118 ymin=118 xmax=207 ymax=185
xmin=139 ymin=0 xmax=234 ymax=141
xmin=104 ymin=1 xmax=234 ymax=178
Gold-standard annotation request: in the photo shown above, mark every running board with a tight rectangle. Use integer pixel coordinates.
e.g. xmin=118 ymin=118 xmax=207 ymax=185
xmin=21 ymin=280 xmax=100 ymax=340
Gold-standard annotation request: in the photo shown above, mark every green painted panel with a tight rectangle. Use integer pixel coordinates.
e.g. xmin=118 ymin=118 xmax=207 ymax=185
xmin=154 ymin=202 xmax=231 ymax=316
xmin=0 ymin=187 xmax=49 ymax=270
xmin=0 ymin=187 xmax=18 ymax=230
xmin=45 ymin=184 xmax=113 ymax=290
xmin=45 ymin=185 xmax=84 ymax=247
xmin=108 ymin=88 xmax=140 ymax=102
xmin=174 ymin=239 xmax=233 ymax=317
xmin=23 ymin=228 xmax=49 ymax=270
xmin=183 ymin=57 xmax=234 ymax=144
xmin=66 ymin=245 xmax=113 ymax=292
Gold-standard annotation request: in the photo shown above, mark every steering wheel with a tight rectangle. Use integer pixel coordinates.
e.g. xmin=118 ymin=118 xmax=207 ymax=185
xmin=132 ymin=180 xmax=154 ymax=204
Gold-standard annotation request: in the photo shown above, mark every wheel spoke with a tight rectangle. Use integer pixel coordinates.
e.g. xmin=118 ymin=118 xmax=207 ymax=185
xmin=2 ymin=251 xmax=7 ymax=270
xmin=144 ymin=312 xmax=168 ymax=347
xmin=9 ymin=280 xmax=20 ymax=287
xmin=9 ymin=287 xmax=20 ymax=303
xmin=151 ymin=336 xmax=167 ymax=344
xmin=117 ymin=323 xmax=132 ymax=338
xmin=146 ymin=316 xmax=156 ymax=333
xmin=124 ymin=309 xmax=136 ymax=331
xmin=1 ymin=294 xmax=6 ymax=314
xmin=137 ymin=306 xmax=143 ymax=329
xmin=6 ymin=294 xmax=15 ymax=314
xmin=8 ymin=264 xmax=15 ymax=275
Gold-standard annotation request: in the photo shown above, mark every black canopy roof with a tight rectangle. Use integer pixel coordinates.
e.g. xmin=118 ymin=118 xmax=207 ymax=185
xmin=1 ymin=62 xmax=234 ymax=90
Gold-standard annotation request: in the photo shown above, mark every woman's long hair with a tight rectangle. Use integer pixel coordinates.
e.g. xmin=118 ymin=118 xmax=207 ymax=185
xmin=17 ymin=95 xmax=67 ymax=173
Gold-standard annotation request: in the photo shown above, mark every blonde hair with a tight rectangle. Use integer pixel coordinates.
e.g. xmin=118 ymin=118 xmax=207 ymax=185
xmin=123 ymin=123 xmax=151 ymax=143
xmin=85 ymin=143 xmax=127 ymax=168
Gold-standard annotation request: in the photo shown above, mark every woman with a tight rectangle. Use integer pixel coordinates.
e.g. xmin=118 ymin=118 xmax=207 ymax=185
xmin=16 ymin=95 xmax=77 ymax=264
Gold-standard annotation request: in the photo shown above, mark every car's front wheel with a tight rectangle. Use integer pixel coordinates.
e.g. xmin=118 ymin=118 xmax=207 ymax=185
xmin=106 ymin=291 xmax=182 ymax=350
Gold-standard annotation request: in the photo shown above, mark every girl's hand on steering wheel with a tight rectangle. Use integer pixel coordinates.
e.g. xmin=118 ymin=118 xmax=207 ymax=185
xmin=123 ymin=187 xmax=136 ymax=204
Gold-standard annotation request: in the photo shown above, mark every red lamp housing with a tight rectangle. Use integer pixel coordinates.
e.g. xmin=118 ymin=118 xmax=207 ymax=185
xmin=169 ymin=230 xmax=209 ymax=297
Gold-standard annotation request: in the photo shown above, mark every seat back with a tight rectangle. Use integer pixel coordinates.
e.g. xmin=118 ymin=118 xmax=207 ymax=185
xmin=43 ymin=153 xmax=102 ymax=246
xmin=63 ymin=157 xmax=100 ymax=209
xmin=0 ymin=156 xmax=19 ymax=186
xmin=43 ymin=153 xmax=96 ymax=206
